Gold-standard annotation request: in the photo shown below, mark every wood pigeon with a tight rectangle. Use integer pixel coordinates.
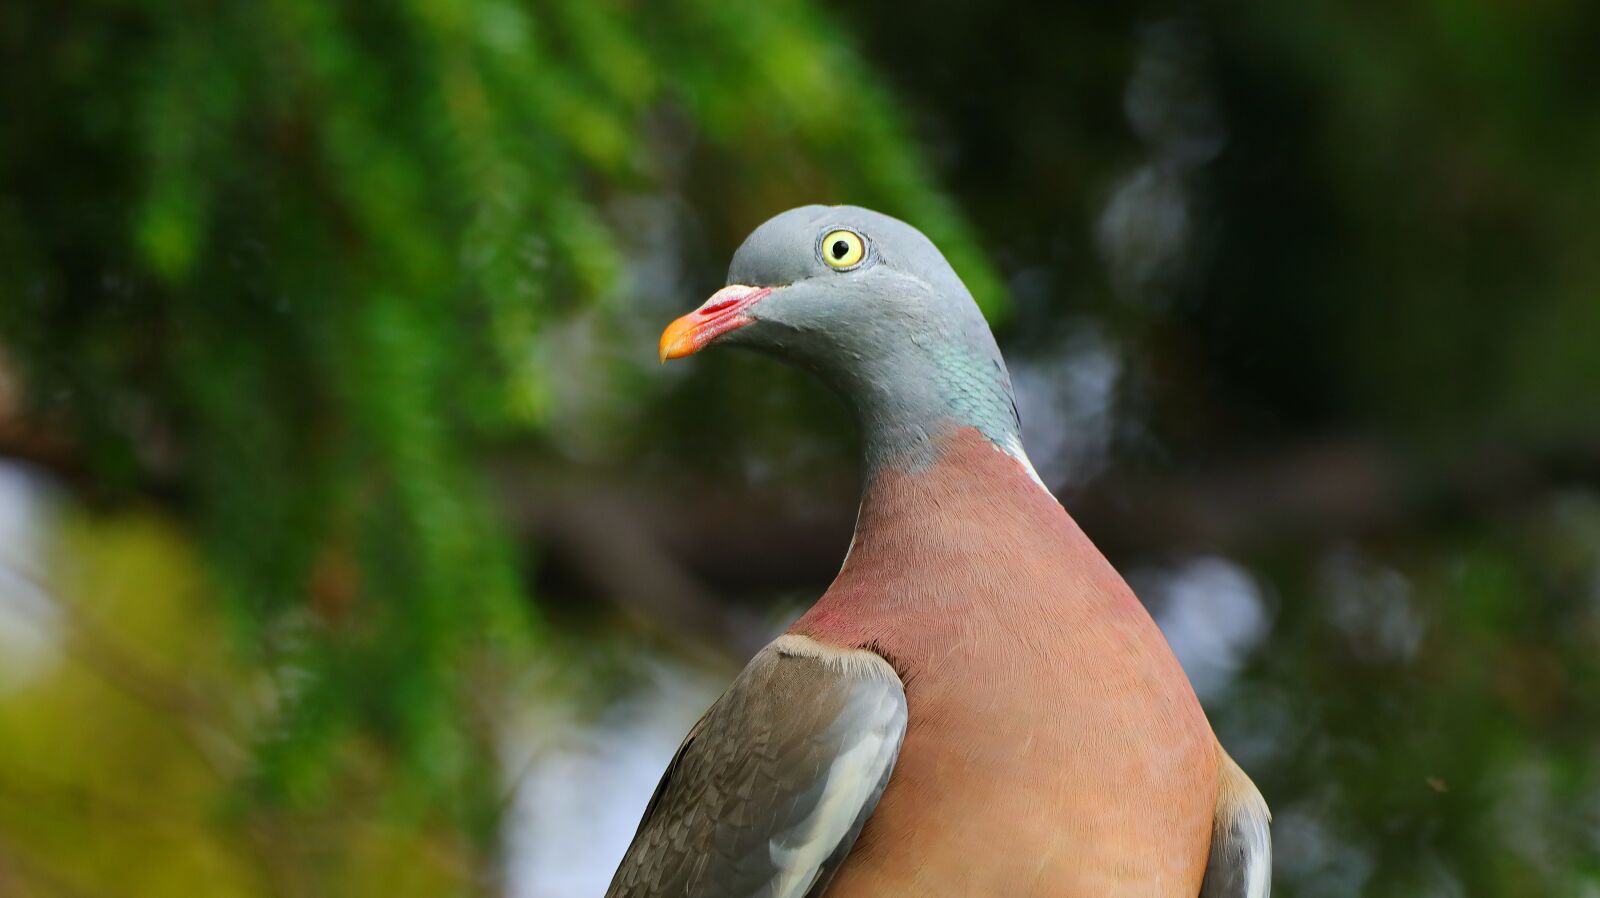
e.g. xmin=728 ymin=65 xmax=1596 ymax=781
xmin=609 ymin=206 xmax=1270 ymax=897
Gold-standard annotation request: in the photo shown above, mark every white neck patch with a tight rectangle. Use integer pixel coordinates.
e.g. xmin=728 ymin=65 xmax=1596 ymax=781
xmin=997 ymin=432 xmax=1050 ymax=492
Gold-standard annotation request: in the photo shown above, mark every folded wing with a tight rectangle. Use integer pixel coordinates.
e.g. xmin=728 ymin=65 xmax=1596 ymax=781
xmin=1200 ymin=748 xmax=1272 ymax=898
xmin=607 ymin=635 xmax=907 ymax=898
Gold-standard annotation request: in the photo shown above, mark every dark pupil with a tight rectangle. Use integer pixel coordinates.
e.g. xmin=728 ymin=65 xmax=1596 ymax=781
xmin=831 ymin=239 xmax=849 ymax=259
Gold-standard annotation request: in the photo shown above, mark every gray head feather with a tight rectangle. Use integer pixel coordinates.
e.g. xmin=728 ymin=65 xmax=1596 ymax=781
xmin=716 ymin=205 xmax=1028 ymax=476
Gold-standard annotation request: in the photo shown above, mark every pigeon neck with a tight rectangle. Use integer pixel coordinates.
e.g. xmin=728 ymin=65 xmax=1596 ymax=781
xmin=844 ymin=348 xmax=1039 ymax=487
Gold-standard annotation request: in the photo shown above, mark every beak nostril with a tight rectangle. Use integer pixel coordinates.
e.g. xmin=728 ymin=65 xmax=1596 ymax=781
xmin=700 ymin=299 xmax=741 ymax=315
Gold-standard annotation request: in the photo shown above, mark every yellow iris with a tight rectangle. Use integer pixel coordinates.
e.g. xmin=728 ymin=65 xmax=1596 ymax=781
xmin=820 ymin=229 xmax=866 ymax=270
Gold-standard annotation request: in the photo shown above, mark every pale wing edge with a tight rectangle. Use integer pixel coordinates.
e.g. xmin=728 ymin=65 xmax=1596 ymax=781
xmin=1200 ymin=747 xmax=1272 ymax=898
xmin=606 ymin=634 xmax=906 ymax=898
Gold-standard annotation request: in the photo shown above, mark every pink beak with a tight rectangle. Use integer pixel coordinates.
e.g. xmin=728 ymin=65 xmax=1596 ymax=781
xmin=658 ymin=285 xmax=774 ymax=362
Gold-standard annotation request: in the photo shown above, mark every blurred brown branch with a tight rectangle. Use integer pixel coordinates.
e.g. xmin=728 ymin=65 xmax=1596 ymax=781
xmin=5 ymin=377 xmax=1596 ymax=657
xmin=489 ymin=435 xmax=1600 ymax=649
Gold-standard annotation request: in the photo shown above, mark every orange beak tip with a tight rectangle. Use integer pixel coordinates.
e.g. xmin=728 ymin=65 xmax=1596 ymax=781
xmin=658 ymin=315 xmax=698 ymax=363
xmin=657 ymin=285 xmax=772 ymax=365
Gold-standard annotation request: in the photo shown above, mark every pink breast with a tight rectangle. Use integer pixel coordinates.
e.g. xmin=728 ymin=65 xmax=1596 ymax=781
xmin=790 ymin=429 xmax=1219 ymax=895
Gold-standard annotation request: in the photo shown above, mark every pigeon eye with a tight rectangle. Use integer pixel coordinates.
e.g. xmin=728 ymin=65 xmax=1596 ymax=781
xmin=819 ymin=228 xmax=867 ymax=270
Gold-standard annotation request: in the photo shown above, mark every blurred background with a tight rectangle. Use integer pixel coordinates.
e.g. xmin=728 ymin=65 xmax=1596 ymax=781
xmin=2 ymin=2 xmax=1598 ymax=896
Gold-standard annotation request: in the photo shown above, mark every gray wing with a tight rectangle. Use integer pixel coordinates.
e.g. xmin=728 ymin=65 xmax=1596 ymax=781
xmin=607 ymin=634 xmax=907 ymax=898
xmin=1200 ymin=749 xmax=1272 ymax=898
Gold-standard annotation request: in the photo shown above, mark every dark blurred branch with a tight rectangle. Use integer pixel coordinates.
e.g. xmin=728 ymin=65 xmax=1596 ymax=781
xmin=492 ymin=435 xmax=1600 ymax=631
xmin=496 ymin=466 xmax=791 ymax=661
xmin=1072 ymin=436 xmax=1600 ymax=558
xmin=7 ymin=368 xmax=1597 ymax=656
xmin=0 ymin=357 xmax=81 ymax=484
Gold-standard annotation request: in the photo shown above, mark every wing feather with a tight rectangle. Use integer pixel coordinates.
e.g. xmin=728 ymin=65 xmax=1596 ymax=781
xmin=1200 ymin=748 xmax=1272 ymax=898
xmin=607 ymin=635 xmax=907 ymax=898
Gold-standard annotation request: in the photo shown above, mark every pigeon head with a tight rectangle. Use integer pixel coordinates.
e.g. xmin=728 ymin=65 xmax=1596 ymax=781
xmin=660 ymin=205 xmax=1031 ymax=476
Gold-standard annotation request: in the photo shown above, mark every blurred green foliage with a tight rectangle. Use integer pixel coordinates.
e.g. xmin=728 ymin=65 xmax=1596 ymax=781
xmin=1 ymin=1 xmax=1598 ymax=896
xmin=0 ymin=1 xmax=994 ymax=893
